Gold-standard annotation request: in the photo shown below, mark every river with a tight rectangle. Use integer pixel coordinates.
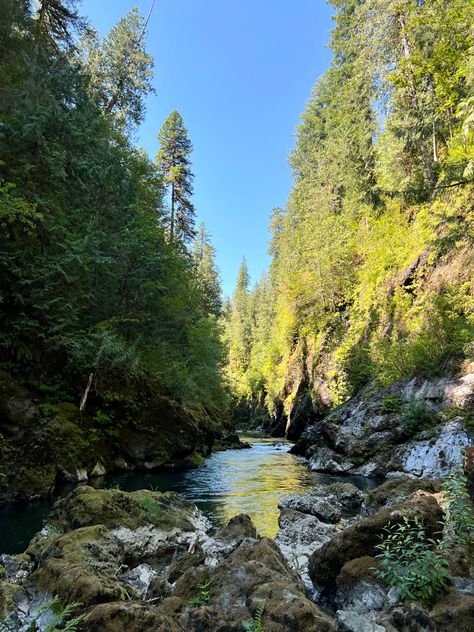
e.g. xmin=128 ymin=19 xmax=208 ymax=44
xmin=0 ymin=434 xmax=379 ymax=554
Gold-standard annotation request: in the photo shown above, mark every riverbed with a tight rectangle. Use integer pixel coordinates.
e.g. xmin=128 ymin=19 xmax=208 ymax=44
xmin=0 ymin=434 xmax=379 ymax=554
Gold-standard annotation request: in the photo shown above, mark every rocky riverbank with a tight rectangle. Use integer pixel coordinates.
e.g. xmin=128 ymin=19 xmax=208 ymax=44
xmin=291 ymin=369 xmax=474 ymax=480
xmin=1 ymin=473 xmax=473 ymax=631
xmin=0 ymin=371 xmax=245 ymax=505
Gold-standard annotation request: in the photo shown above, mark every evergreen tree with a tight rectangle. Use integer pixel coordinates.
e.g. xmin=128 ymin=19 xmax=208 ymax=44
xmin=156 ymin=111 xmax=195 ymax=243
xmin=192 ymin=223 xmax=222 ymax=317
xmin=79 ymin=7 xmax=155 ymax=128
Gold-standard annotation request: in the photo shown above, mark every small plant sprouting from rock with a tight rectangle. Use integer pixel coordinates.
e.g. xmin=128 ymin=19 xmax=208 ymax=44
xmin=375 ymin=515 xmax=450 ymax=602
xmin=36 ymin=595 xmax=85 ymax=632
xmin=187 ymin=581 xmax=212 ymax=607
xmin=380 ymin=395 xmax=403 ymax=414
xmin=242 ymin=600 xmax=266 ymax=632
xmin=443 ymin=467 xmax=474 ymax=545
xmin=401 ymin=399 xmax=432 ymax=436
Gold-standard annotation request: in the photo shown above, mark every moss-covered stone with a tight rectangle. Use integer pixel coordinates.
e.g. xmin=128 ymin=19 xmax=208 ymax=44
xmin=11 ymin=463 xmax=56 ymax=501
xmin=33 ymin=525 xmax=130 ymax=606
xmin=82 ymin=602 xmax=183 ymax=632
xmin=49 ymin=485 xmax=198 ymax=533
xmin=0 ymin=581 xmax=21 ymax=619
xmin=309 ymin=491 xmax=444 ymax=590
xmin=367 ymin=476 xmax=442 ymax=511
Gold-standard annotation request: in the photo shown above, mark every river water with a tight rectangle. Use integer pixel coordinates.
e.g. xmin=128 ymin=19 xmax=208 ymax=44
xmin=0 ymin=434 xmax=379 ymax=554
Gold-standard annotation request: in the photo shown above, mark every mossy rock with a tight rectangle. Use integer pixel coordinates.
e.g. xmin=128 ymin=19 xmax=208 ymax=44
xmin=309 ymin=491 xmax=444 ymax=590
xmin=0 ymin=581 xmax=21 ymax=620
xmin=82 ymin=602 xmax=183 ymax=632
xmin=49 ymin=486 xmax=198 ymax=533
xmin=11 ymin=463 xmax=56 ymax=501
xmin=336 ymin=556 xmax=380 ymax=593
xmin=33 ymin=525 xmax=130 ymax=606
xmin=367 ymin=476 xmax=442 ymax=511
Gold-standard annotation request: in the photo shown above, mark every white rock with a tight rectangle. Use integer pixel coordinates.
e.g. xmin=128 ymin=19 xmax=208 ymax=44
xmin=337 ymin=609 xmax=386 ymax=632
xmin=90 ymin=462 xmax=106 ymax=477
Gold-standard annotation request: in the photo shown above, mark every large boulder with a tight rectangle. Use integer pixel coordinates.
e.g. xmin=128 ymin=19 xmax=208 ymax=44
xmin=366 ymin=476 xmax=442 ymax=512
xmin=83 ymin=602 xmax=183 ymax=632
xmin=308 ymin=491 xmax=443 ymax=591
xmin=166 ymin=536 xmax=337 ymax=631
xmin=384 ymin=594 xmax=474 ymax=632
xmin=49 ymin=485 xmax=202 ymax=533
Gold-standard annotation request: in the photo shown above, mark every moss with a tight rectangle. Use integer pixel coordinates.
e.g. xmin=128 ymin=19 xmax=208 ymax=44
xmin=0 ymin=581 xmax=21 ymax=619
xmin=336 ymin=556 xmax=380 ymax=592
xmin=12 ymin=463 xmax=56 ymax=501
xmin=33 ymin=525 xmax=130 ymax=606
xmin=49 ymin=486 xmax=197 ymax=533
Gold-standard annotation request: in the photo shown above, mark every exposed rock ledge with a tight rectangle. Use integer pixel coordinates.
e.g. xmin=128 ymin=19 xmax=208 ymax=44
xmin=292 ymin=371 xmax=474 ymax=479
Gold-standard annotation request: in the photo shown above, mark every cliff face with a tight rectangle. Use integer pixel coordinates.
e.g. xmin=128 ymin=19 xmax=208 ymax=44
xmin=266 ymin=194 xmax=474 ymax=443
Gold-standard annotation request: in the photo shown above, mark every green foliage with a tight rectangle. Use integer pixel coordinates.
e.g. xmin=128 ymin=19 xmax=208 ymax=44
xmin=443 ymin=468 xmax=474 ymax=546
xmin=137 ymin=495 xmax=165 ymax=522
xmin=242 ymin=600 xmax=266 ymax=632
xmin=0 ymin=2 xmax=226 ymax=425
xmin=375 ymin=515 xmax=451 ymax=602
xmin=401 ymin=400 xmax=433 ymax=436
xmin=36 ymin=595 xmax=85 ymax=632
xmin=156 ymin=110 xmax=195 ymax=242
xmin=187 ymin=581 xmax=212 ymax=608
xmin=381 ymin=395 xmax=403 ymax=415
xmin=224 ymin=0 xmax=474 ymax=417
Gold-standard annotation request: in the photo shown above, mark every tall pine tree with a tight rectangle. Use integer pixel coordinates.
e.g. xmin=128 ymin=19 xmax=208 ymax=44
xmin=156 ymin=110 xmax=195 ymax=243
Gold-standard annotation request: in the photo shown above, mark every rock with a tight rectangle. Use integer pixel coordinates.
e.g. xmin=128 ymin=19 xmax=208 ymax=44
xmin=385 ymin=594 xmax=474 ymax=632
xmin=165 ymin=536 xmax=337 ymax=631
xmin=32 ymin=525 xmax=130 ymax=605
xmin=83 ymin=602 xmax=183 ymax=632
xmin=0 ymin=581 xmax=21 ymax=619
xmin=214 ymin=513 xmax=258 ymax=543
xmin=167 ymin=548 xmax=205 ymax=584
xmin=337 ymin=609 xmax=386 ymax=632
xmin=0 ymin=554 xmax=33 ymax=584
xmin=90 ymin=462 xmax=106 ymax=477
xmin=366 ymin=477 xmax=442 ymax=512
xmin=336 ymin=557 xmax=387 ymax=614
xmin=11 ymin=464 xmax=56 ymax=502
xmin=453 ymin=576 xmax=474 ymax=597
xmin=294 ymin=373 xmax=474 ymax=479
xmin=49 ymin=485 xmax=202 ymax=533
xmin=308 ymin=491 xmax=443 ymax=590
xmin=276 ymin=509 xmax=338 ymax=593
xmin=280 ymin=483 xmax=364 ymax=521
xmin=387 ymin=419 xmax=472 ymax=478
xmin=308 ymin=447 xmax=354 ymax=473
xmin=121 ymin=563 xmax=156 ymax=598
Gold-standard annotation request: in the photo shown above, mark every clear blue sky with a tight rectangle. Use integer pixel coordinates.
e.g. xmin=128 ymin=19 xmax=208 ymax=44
xmin=80 ymin=0 xmax=334 ymax=295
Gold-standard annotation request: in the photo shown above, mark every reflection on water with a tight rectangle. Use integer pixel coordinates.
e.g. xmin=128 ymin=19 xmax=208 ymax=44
xmin=0 ymin=434 xmax=380 ymax=553
xmin=105 ymin=434 xmax=379 ymax=538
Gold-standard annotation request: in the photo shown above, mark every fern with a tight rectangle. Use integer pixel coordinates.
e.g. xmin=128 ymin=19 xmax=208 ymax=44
xmin=242 ymin=600 xmax=266 ymax=632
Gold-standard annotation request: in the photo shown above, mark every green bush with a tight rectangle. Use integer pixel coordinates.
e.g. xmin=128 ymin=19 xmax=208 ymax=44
xmin=375 ymin=515 xmax=450 ymax=602
xmin=443 ymin=468 xmax=474 ymax=545
xmin=401 ymin=400 xmax=433 ymax=436
xmin=381 ymin=395 xmax=403 ymax=414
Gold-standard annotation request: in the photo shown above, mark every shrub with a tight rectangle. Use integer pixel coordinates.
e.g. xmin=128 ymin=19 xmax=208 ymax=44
xmin=443 ymin=468 xmax=474 ymax=545
xmin=381 ymin=395 xmax=403 ymax=414
xmin=401 ymin=399 xmax=432 ymax=436
xmin=375 ymin=515 xmax=450 ymax=602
